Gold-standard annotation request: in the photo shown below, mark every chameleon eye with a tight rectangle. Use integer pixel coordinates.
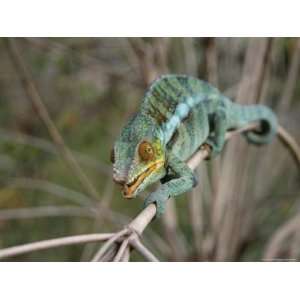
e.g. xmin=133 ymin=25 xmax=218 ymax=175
xmin=110 ymin=148 xmax=115 ymax=164
xmin=138 ymin=141 xmax=154 ymax=161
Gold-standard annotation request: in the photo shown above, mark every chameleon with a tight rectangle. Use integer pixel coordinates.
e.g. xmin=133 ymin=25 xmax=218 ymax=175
xmin=111 ymin=74 xmax=278 ymax=217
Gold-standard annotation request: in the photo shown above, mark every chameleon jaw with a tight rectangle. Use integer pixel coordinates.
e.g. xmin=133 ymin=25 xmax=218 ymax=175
xmin=123 ymin=160 xmax=164 ymax=198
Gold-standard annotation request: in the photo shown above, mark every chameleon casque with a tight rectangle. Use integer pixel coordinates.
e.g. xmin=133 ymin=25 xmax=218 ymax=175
xmin=111 ymin=74 xmax=278 ymax=216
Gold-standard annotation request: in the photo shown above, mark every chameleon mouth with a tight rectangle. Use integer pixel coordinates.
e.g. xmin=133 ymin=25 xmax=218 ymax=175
xmin=123 ymin=160 xmax=164 ymax=198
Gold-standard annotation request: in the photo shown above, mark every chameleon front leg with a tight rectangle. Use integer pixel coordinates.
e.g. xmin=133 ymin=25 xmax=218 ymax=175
xmin=204 ymin=106 xmax=228 ymax=159
xmin=144 ymin=153 xmax=197 ymax=217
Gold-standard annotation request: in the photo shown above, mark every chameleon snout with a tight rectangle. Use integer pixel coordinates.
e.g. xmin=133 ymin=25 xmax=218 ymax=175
xmin=122 ymin=184 xmax=135 ymax=199
xmin=113 ymin=175 xmax=130 ymax=192
xmin=113 ymin=174 xmax=136 ymax=199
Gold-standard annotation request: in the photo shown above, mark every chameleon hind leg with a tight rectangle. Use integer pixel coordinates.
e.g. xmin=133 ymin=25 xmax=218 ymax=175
xmin=204 ymin=106 xmax=228 ymax=159
xmin=144 ymin=153 xmax=197 ymax=217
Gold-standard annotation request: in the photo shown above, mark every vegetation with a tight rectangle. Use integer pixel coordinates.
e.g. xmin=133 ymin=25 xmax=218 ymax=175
xmin=0 ymin=37 xmax=299 ymax=261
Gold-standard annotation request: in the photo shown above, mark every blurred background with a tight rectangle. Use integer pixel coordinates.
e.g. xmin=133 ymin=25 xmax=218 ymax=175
xmin=0 ymin=37 xmax=299 ymax=261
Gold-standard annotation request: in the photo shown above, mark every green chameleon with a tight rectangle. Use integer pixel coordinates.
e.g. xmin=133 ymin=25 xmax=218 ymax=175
xmin=111 ymin=74 xmax=277 ymax=216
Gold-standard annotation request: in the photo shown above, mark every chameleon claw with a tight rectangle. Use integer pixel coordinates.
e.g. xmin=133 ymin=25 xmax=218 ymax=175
xmin=143 ymin=191 xmax=168 ymax=218
xmin=201 ymin=142 xmax=222 ymax=160
xmin=200 ymin=143 xmax=212 ymax=153
xmin=200 ymin=143 xmax=214 ymax=160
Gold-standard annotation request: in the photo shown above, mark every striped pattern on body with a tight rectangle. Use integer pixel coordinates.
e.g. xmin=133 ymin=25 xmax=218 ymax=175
xmin=141 ymin=75 xmax=219 ymax=159
xmin=141 ymin=74 xmax=278 ymax=159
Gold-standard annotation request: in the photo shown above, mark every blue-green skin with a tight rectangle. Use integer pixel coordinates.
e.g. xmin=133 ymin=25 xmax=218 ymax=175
xmin=112 ymin=75 xmax=277 ymax=217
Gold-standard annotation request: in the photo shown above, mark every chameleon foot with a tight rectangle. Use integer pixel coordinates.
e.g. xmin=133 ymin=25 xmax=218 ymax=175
xmin=143 ymin=190 xmax=169 ymax=218
xmin=200 ymin=143 xmax=216 ymax=160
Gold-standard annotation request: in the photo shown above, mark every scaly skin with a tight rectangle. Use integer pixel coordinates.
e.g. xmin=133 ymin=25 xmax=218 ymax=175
xmin=111 ymin=74 xmax=278 ymax=217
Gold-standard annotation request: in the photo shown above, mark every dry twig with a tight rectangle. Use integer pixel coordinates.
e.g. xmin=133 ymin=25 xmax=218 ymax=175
xmin=0 ymin=233 xmax=113 ymax=259
xmin=277 ymin=125 xmax=300 ymax=169
xmin=264 ymin=212 xmax=300 ymax=260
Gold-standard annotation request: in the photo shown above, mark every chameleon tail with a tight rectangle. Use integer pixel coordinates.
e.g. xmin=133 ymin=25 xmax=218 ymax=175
xmin=231 ymin=104 xmax=278 ymax=145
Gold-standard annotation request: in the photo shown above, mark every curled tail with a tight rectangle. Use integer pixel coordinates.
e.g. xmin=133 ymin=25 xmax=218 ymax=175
xmin=230 ymin=103 xmax=278 ymax=145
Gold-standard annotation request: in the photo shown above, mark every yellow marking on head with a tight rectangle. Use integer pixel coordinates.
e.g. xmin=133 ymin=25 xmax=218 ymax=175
xmin=123 ymin=159 xmax=164 ymax=198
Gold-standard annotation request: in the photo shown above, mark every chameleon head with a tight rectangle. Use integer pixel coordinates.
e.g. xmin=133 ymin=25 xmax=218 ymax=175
xmin=111 ymin=113 xmax=166 ymax=198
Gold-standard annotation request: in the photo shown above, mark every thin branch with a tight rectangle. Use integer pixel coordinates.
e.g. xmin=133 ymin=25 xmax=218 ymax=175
xmin=264 ymin=212 xmax=300 ymax=260
xmin=120 ymin=247 xmax=130 ymax=262
xmin=100 ymin=243 xmax=120 ymax=262
xmin=91 ymin=228 xmax=129 ymax=262
xmin=113 ymin=238 xmax=130 ymax=262
xmin=0 ymin=233 xmax=113 ymax=260
xmin=277 ymin=125 xmax=300 ymax=169
xmin=130 ymin=238 xmax=159 ymax=262
xmin=5 ymin=38 xmax=102 ymax=205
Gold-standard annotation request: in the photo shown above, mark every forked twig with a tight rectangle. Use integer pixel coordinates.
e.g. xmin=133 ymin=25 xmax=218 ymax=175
xmin=91 ymin=228 xmax=129 ymax=262
xmin=130 ymin=238 xmax=159 ymax=262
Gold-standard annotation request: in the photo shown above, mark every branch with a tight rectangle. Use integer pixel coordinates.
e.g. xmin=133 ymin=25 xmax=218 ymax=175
xmin=264 ymin=211 xmax=300 ymax=260
xmin=277 ymin=125 xmax=300 ymax=169
xmin=0 ymin=233 xmax=113 ymax=260
xmin=130 ymin=238 xmax=159 ymax=262
xmin=113 ymin=238 xmax=130 ymax=262
xmin=91 ymin=228 xmax=129 ymax=261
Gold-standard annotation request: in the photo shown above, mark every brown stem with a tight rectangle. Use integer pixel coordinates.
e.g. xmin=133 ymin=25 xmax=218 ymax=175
xmin=130 ymin=238 xmax=159 ymax=262
xmin=91 ymin=228 xmax=129 ymax=261
xmin=113 ymin=238 xmax=130 ymax=262
xmin=277 ymin=125 xmax=300 ymax=169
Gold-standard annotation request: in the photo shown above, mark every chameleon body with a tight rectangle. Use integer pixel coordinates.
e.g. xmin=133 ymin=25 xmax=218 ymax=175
xmin=112 ymin=74 xmax=277 ymax=216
